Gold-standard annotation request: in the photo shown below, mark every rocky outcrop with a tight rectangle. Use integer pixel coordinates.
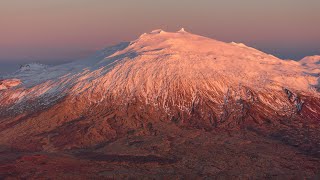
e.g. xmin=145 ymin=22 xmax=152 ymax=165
xmin=0 ymin=79 xmax=21 ymax=90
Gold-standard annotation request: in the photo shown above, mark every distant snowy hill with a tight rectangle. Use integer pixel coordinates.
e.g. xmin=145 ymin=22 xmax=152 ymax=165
xmin=300 ymin=55 xmax=320 ymax=65
xmin=300 ymin=55 xmax=320 ymax=74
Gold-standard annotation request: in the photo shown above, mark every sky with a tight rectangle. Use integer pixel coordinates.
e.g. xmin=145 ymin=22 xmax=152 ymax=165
xmin=0 ymin=0 xmax=319 ymax=73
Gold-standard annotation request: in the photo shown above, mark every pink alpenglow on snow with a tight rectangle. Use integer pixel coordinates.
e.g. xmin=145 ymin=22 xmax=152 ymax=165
xmin=0 ymin=29 xmax=320 ymax=179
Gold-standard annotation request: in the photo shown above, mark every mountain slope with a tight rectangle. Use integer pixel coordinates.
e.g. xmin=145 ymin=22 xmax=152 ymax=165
xmin=0 ymin=29 xmax=320 ymax=178
xmin=1 ymin=29 xmax=319 ymax=114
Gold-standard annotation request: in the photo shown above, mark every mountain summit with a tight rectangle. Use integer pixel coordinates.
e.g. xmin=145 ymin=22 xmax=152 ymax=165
xmin=0 ymin=29 xmax=320 ymax=178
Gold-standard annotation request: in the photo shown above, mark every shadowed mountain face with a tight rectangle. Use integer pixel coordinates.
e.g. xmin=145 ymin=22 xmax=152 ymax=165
xmin=0 ymin=29 xmax=320 ymax=179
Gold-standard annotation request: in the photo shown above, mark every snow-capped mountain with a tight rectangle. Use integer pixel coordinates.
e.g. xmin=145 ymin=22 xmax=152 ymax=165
xmin=0 ymin=29 xmax=319 ymax=151
xmin=300 ymin=55 xmax=320 ymax=74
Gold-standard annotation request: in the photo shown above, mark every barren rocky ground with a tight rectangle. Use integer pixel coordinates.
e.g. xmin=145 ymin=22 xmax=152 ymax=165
xmin=1 ymin=114 xmax=320 ymax=179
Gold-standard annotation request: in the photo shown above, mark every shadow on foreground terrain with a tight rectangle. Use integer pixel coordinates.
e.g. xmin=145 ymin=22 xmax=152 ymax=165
xmin=1 ymin=123 xmax=320 ymax=179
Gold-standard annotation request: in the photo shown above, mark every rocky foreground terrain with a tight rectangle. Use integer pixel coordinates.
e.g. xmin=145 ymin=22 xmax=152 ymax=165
xmin=0 ymin=29 xmax=320 ymax=179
